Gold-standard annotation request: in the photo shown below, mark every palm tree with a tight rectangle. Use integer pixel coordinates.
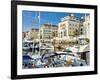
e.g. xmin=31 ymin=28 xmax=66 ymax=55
xmin=73 ymin=29 xmax=80 ymax=53
xmin=57 ymin=45 xmax=62 ymax=51
xmin=74 ymin=29 xmax=80 ymax=44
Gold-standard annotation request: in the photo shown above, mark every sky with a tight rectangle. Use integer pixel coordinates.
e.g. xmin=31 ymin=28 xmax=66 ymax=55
xmin=22 ymin=10 xmax=89 ymax=32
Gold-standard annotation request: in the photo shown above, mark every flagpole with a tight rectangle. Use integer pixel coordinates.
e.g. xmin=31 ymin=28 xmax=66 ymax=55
xmin=85 ymin=14 xmax=86 ymax=38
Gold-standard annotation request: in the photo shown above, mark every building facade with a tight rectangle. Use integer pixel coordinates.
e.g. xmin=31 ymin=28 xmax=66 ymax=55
xmin=25 ymin=31 xmax=30 ymax=40
xmin=58 ymin=14 xmax=80 ymax=40
xmin=22 ymin=32 xmax=26 ymax=39
xmin=30 ymin=28 xmax=39 ymax=39
xmin=40 ymin=24 xmax=58 ymax=41
xmin=24 ymin=28 xmax=39 ymax=42
xmin=83 ymin=15 xmax=90 ymax=39
xmin=78 ymin=15 xmax=90 ymax=45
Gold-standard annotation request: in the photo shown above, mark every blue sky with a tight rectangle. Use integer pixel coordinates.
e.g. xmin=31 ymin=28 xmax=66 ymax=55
xmin=22 ymin=10 xmax=89 ymax=32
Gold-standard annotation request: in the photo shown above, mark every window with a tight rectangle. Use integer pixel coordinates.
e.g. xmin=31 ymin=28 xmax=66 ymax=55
xmin=88 ymin=23 xmax=90 ymax=26
xmin=61 ymin=32 xmax=62 ymax=38
xmin=64 ymin=30 xmax=66 ymax=36
xmin=81 ymin=28 xmax=83 ymax=31
xmin=69 ymin=23 xmax=71 ymax=26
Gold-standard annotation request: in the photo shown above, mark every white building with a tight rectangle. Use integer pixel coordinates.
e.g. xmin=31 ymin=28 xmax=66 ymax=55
xmin=58 ymin=14 xmax=80 ymax=40
xmin=25 ymin=31 xmax=30 ymax=40
xmin=24 ymin=28 xmax=39 ymax=41
xmin=83 ymin=15 xmax=90 ymax=38
xmin=40 ymin=24 xmax=58 ymax=42
xmin=30 ymin=28 xmax=39 ymax=39
xmin=78 ymin=15 xmax=90 ymax=45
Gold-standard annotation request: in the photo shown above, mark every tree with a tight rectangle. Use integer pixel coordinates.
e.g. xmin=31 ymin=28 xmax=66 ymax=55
xmin=73 ymin=29 xmax=80 ymax=44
